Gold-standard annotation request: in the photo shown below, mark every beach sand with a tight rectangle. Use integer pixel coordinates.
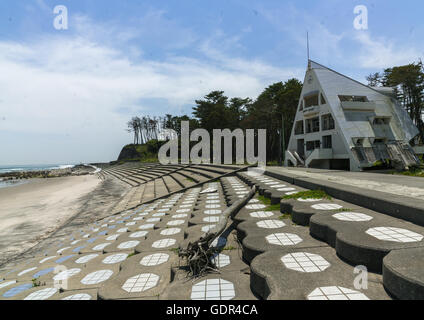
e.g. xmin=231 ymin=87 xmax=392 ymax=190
xmin=0 ymin=174 xmax=129 ymax=267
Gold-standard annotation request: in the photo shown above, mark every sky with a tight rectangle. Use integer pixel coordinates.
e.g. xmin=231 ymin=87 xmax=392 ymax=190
xmin=0 ymin=0 xmax=423 ymax=165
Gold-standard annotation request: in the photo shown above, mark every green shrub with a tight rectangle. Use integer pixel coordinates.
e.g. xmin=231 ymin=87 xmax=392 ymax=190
xmin=282 ymin=190 xmax=331 ymax=200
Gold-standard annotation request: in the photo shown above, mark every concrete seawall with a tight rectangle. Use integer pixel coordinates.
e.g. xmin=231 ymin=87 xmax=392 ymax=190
xmin=265 ymin=167 xmax=424 ymax=227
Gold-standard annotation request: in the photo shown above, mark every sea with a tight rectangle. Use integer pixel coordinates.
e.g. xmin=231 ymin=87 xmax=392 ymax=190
xmin=0 ymin=164 xmax=76 ymax=189
xmin=0 ymin=164 xmax=76 ymax=174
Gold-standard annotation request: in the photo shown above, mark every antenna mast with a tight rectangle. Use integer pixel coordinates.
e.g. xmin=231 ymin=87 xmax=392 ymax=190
xmin=307 ymin=31 xmax=310 ymax=61
xmin=307 ymin=31 xmax=311 ymax=70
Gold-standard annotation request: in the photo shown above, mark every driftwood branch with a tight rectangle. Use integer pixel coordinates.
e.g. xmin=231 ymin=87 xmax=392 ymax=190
xmin=179 ymin=185 xmax=256 ymax=278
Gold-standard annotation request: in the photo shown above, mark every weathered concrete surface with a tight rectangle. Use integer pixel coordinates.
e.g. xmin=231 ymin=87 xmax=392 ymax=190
xmin=383 ymin=247 xmax=424 ymax=300
xmin=235 ymin=169 xmax=424 ymax=299
xmin=251 ymin=247 xmax=390 ymax=300
xmin=0 ymin=178 xmax=257 ymax=300
xmin=265 ymin=167 xmax=424 ymax=226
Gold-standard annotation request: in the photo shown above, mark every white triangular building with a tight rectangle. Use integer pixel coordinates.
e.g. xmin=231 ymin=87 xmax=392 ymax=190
xmin=285 ymin=60 xmax=420 ymax=171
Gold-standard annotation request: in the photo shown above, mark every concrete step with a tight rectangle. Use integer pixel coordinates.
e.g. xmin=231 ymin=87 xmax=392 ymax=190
xmin=233 ymin=169 xmax=424 ymax=299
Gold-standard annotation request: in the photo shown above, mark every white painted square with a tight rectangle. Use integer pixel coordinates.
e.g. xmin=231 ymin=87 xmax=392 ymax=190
xmin=311 ymin=203 xmax=343 ymax=210
xmin=92 ymin=243 xmax=111 ymax=251
xmin=203 ymin=216 xmax=220 ymax=223
xmin=140 ymin=253 xmax=169 ymax=266
xmin=24 ymin=288 xmax=58 ymax=300
xmin=129 ymin=231 xmax=148 ymax=238
xmin=281 ymin=252 xmax=330 ymax=273
xmin=53 ymin=268 xmax=81 ymax=281
xmin=160 ymin=228 xmax=181 ymax=236
xmin=205 ymin=209 xmax=222 ymax=215
xmin=172 ymin=214 xmax=188 ymax=219
xmin=118 ymin=240 xmax=140 ymax=249
xmin=250 ymin=211 xmax=274 ymax=218
xmin=256 ymin=220 xmax=285 ymax=229
xmin=277 ymin=188 xmax=296 ymax=192
xmin=138 ymin=223 xmax=155 ymax=230
xmin=152 ymin=238 xmax=176 ymax=248
xmin=75 ymin=254 xmax=99 ymax=264
xmin=81 ymin=270 xmax=113 ymax=285
xmin=205 ymin=204 xmax=221 ymax=209
xmin=333 ymin=212 xmax=373 ymax=222
xmin=366 ymin=227 xmax=423 ymax=243
xmin=246 ymin=204 xmax=266 ymax=210
xmin=191 ymin=279 xmax=235 ymax=300
xmin=62 ymin=293 xmax=92 ymax=300
xmin=102 ymin=253 xmax=128 ymax=264
xmin=297 ymin=198 xmax=322 ymax=202
xmin=266 ymin=233 xmax=303 ymax=246
xmin=307 ymin=286 xmax=369 ymax=300
xmin=167 ymin=220 xmax=185 ymax=226
xmin=106 ymin=234 xmax=120 ymax=241
xmin=210 ymin=254 xmax=230 ymax=268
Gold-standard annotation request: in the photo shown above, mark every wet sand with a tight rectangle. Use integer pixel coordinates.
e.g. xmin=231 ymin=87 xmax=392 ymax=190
xmin=0 ymin=175 xmax=119 ymax=267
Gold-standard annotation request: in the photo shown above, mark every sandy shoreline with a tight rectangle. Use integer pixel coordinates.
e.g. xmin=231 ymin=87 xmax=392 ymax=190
xmin=0 ymin=175 xmax=102 ymax=266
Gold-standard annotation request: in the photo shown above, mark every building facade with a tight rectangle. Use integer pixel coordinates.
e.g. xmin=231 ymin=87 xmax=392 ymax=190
xmin=285 ymin=60 xmax=420 ymax=171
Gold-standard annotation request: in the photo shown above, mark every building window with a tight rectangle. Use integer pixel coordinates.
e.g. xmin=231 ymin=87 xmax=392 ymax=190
xmin=299 ymin=100 xmax=304 ymax=111
xmin=322 ymin=135 xmax=332 ymax=149
xmin=338 ymin=95 xmax=368 ymax=102
xmin=305 ymin=117 xmax=320 ymax=133
xmin=373 ymin=117 xmax=390 ymax=125
xmin=322 ymin=114 xmax=335 ymax=130
xmin=373 ymin=138 xmax=386 ymax=144
xmin=294 ymin=121 xmax=304 ymax=135
xmin=352 ymin=138 xmax=365 ymax=146
xmin=304 ymin=94 xmax=319 ymax=108
xmin=306 ymin=140 xmax=321 ymax=151
xmin=320 ymin=93 xmax=326 ymax=105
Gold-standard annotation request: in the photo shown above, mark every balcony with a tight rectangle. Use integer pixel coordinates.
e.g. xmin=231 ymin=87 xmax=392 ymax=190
xmin=303 ymin=105 xmax=320 ymax=117
xmin=341 ymin=101 xmax=376 ymax=111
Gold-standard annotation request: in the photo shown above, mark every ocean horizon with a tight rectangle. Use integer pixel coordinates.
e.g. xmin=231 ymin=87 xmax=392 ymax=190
xmin=0 ymin=164 xmax=76 ymax=174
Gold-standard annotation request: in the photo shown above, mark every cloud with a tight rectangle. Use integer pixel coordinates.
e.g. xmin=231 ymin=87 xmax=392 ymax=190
xmin=199 ymin=33 xmax=303 ymax=82
xmin=256 ymin=3 xmax=346 ymax=62
xmin=35 ymin=0 xmax=51 ymax=12
xmin=0 ymin=13 xmax=299 ymax=164
xmin=354 ymin=32 xmax=423 ymax=69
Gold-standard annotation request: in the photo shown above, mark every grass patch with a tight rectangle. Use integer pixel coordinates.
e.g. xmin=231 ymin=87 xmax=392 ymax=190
xmin=282 ymin=190 xmax=331 ymax=200
xmin=140 ymin=157 xmax=159 ymax=163
xmin=169 ymin=248 xmax=180 ymax=254
xmin=390 ymin=168 xmax=424 ymax=178
xmin=257 ymin=195 xmax=271 ymax=205
xmin=279 ymin=213 xmax=292 ymax=220
xmin=127 ymin=252 xmax=136 ymax=259
xmin=265 ymin=204 xmax=281 ymax=212
xmin=186 ymin=177 xmax=194 ymax=182
xmin=257 ymin=194 xmax=280 ymax=212
xmin=330 ymin=208 xmax=353 ymax=213
xmin=223 ymin=246 xmax=236 ymax=251
xmin=32 ymin=279 xmax=40 ymax=287
xmin=266 ymin=161 xmax=280 ymax=166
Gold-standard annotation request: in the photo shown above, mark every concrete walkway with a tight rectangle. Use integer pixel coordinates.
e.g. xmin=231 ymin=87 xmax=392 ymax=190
xmin=265 ymin=167 xmax=424 ymax=227
xmin=267 ymin=167 xmax=424 ymax=199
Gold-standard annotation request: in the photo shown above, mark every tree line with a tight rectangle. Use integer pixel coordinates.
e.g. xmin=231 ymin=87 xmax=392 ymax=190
xmin=126 ymin=116 xmax=169 ymax=145
xmin=127 ymin=79 xmax=303 ymax=163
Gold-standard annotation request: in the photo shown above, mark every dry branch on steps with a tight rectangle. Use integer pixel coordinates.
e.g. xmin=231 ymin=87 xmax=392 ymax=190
xmin=179 ymin=185 xmax=256 ymax=278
